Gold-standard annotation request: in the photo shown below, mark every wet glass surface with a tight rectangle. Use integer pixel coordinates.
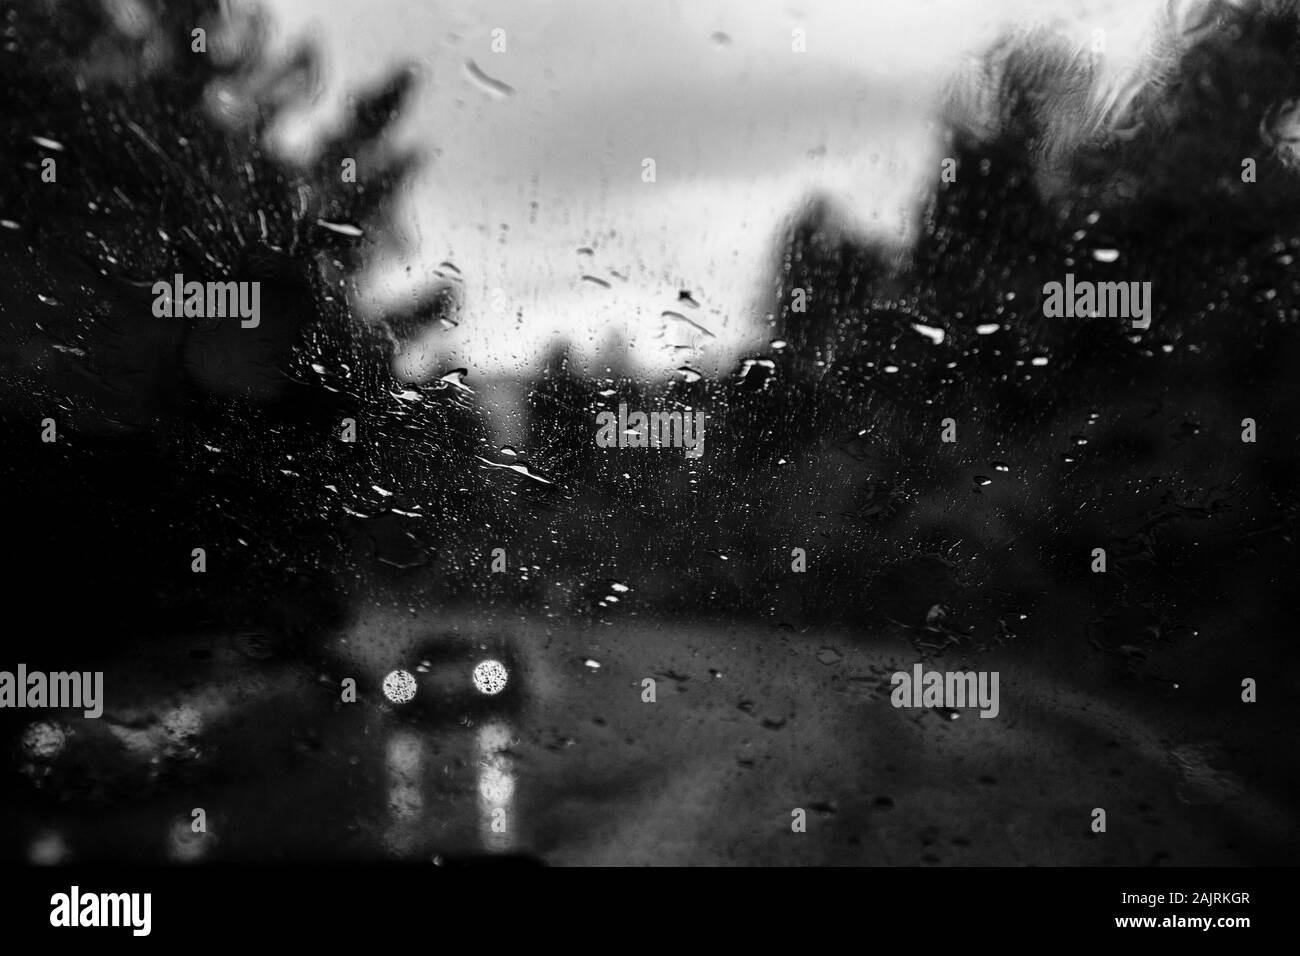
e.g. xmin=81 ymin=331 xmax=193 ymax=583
xmin=1 ymin=0 xmax=1297 ymax=866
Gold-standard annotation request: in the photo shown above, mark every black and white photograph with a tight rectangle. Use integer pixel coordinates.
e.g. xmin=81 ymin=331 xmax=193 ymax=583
xmin=0 ymin=0 xmax=1294 ymax=939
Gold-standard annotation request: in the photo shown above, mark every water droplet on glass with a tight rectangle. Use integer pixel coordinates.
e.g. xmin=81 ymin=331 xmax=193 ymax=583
xmin=661 ymin=310 xmax=715 ymax=338
xmin=315 ymin=219 xmax=364 ymax=238
xmin=476 ymin=457 xmax=554 ymax=485
xmin=465 ymin=59 xmax=515 ymax=97
xmin=383 ymin=669 xmax=418 ymax=704
xmin=910 ymin=323 xmax=945 ymax=345
xmin=472 ymin=660 xmax=509 ymax=695
xmin=439 ymin=368 xmax=474 ymax=393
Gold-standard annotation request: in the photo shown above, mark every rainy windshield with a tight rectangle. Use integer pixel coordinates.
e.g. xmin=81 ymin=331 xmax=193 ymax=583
xmin=1 ymin=0 xmax=1296 ymax=876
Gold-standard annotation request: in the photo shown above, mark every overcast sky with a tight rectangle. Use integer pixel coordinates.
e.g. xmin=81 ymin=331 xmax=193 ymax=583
xmin=254 ymin=0 xmax=1165 ymax=380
